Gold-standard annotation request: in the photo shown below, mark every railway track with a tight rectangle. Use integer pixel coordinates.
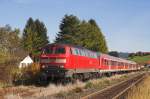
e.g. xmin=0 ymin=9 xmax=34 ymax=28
xmin=81 ymin=72 xmax=146 ymax=99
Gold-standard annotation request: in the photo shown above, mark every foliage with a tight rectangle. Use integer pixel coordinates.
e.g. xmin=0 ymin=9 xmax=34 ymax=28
xmin=55 ymin=15 xmax=80 ymax=44
xmin=10 ymin=63 xmax=40 ymax=85
xmin=0 ymin=25 xmax=24 ymax=61
xmin=55 ymin=15 xmax=108 ymax=53
xmin=0 ymin=25 xmax=27 ymax=83
xmin=109 ymin=51 xmax=119 ymax=57
xmin=128 ymin=55 xmax=150 ymax=64
xmin=22 ymin=17 xmax=49 ymax=54
xmin=85 ymin=82 xmax=93 ymax=88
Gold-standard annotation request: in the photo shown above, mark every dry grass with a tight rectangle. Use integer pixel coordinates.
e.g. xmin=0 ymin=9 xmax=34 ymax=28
xmin=126 ymin=75 xmax=150 ymax=99
xmin=85 ymin=73 xmax=128 ymax=89
xmin=2 ymin=72 xmax=138 ymax=99
xmin=4 ymin=94 xmax=22 ymax=99
xmin=33 ymin=80 xmax=85 ymax=97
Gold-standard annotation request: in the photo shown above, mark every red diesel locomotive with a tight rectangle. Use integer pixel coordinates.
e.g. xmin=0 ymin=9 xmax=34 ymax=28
xmin=40 ymin=43 xmax=139 ymax=81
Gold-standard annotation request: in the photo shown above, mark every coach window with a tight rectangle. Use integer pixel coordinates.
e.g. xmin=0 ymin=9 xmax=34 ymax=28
xmin=112 ymin=61 xmax=115 ymax=66
xmin=119 ymin=62 xmax=121 ymax=66
xmin=122 ymin=63 xmax=124 ymax=66
xmin=104 ymin=59 xmax=106 ymax=65
xmin=114 ymin=61 xmax=116 ymax=66
xmin=101 ymin=59 xmax=104 ymax=65
xmin=112 ymin=61 xmax=114 ymax=66
xmin=105 ymin=60 xmax=107 ymax=66
xmin=110 ymin=61 xmax=112 ymax=66
xmin=104 ymin=60 xmax=106 ymax=65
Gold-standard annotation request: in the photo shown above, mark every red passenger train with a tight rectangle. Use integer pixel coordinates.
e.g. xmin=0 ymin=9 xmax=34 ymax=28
xmin=40 ymin=43 xmax=140 ymax=81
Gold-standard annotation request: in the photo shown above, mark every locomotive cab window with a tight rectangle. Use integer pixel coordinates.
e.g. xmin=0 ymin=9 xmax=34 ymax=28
xmin=42 ymin=47 xmax=53 ymax=54
xmin=55 ymin=47 xmax=66 ymax=54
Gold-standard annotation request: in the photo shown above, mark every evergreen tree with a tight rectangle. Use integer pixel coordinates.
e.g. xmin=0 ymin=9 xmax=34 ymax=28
xmin=55 ymin=15 xmax=108 ymax=53
xmin=55 ymin=14 xmax=80 ymax=44
xmin=88 ymin=19 xmax=108 ymax=53
xmin=22 ymin=17 xmax=49 ymax=53
xmin=34 ymin=19 xmax=49 ymax=47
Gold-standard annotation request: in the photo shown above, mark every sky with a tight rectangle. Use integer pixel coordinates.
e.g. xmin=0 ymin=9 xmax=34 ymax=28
xmin=0 ymin=0 xmax=150 ymax=52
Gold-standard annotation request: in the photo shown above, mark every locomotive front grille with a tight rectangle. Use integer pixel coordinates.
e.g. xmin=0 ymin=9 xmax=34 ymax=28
xmin=40 ymin=58 xmax=66 ymax=63
xmin=40 ymin=58 xmax=56 ymax=63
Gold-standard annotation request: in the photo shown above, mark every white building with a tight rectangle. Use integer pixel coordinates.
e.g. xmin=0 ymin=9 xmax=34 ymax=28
xmin=19 ymin=55 xmax=33 ymax=68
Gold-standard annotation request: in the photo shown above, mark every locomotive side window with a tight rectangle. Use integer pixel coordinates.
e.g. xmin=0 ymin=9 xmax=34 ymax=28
xmin=78 ymin=49 xmax=82 ymax=56
xmin=71 ymin=48 xmax=79 ymax=55
xmin=76 ymin=48 xmax=79 ymax=55
xmin=81 ymin=49 xmax=86 ymax=56
xmin=71 ymin=48 xmax=75 ymax=55
xmin=55 ymin=47 xmax=66 ymax=54
xmin=71 ymin=47 xmax=97 ymax=58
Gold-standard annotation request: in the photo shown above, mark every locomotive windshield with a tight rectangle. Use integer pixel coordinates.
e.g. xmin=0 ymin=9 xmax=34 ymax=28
xmin=55 ymin=47 xmax=66 ymax=54
xmin=42 ymin=47 xmax=53 ymax=54
xmin=42 ymin=46 xmax=66 ymax=54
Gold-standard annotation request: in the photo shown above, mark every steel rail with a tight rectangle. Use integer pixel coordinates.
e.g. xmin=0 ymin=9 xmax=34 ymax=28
xmin=81 ymin=73 xmax=146 ymax=99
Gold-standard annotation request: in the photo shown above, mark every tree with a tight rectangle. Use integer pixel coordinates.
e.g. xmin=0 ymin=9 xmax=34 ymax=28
xmin=109 ymin=51 xmax=119 ymax=57
xmin=88 ymin=19 xmax=108 ymax=53
xmin=55 ymin=14 xmax=80 ymax=44
xmin=34 ymin=19 xmax=49 ymax=47
xmin=22 ymin=17 xmax=49 ymax=53
xmin=55 ymin=15 xmax=108 ymax=53
xmin=0 ymin=25 xmax=25 ymax=60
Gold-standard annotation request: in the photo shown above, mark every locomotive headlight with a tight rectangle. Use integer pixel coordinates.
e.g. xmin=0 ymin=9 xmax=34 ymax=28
xmin=41 ymin=65 xmax=46 ymax=68
xmin=60 ymin=65 xmax=64 ymax=68
xmin=55 ymin=59 xmax=66 ymax=63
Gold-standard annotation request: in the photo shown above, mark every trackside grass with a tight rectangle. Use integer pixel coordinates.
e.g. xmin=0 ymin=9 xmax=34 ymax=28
xmin=126 ymin=74 xmax=150 ymax=99
xmin=3 ymin=72 xmax=140 ymax=99
xmin=41 ymin=72 xmax=137 ymax=98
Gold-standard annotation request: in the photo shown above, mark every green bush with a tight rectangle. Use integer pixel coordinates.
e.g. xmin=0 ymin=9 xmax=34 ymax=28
xmin=85 ymin=82 xmax=93 ymax=89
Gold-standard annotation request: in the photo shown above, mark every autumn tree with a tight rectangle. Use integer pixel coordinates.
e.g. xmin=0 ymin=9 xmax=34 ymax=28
xmin=0 ymin=25 xmax=26 ymax=64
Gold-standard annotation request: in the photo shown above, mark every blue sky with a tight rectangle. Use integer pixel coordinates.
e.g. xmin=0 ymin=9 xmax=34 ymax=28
xmin=0 ymin=0 xmax=150 ymax=52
